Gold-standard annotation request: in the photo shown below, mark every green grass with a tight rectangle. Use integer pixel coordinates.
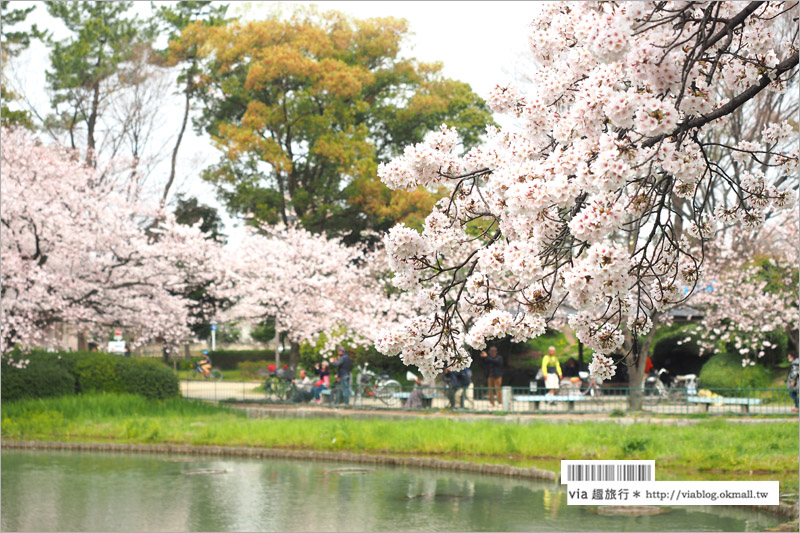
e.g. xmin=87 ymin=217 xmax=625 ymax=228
xmin=3 ymin=394 xmax=797 ymax=485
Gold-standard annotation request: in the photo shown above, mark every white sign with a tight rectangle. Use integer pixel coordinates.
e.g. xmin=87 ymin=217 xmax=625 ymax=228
xmin=108 ymin=341 xmax=126 ymax=354
xmin=114 ymin=330 xmax=123 ymax=340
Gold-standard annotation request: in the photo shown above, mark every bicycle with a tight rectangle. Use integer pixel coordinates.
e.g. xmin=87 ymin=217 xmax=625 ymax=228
xmin=355 ymin=363 xmax=402 ymax=406
xmin=192 ymin=363 xmax=223 ymax=381
xmin=262 ymin=367 xmax=295 ymax=401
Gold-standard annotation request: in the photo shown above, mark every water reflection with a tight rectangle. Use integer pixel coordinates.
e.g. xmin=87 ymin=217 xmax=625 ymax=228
xmin=1 ymin=450 xmax=783 ymax=532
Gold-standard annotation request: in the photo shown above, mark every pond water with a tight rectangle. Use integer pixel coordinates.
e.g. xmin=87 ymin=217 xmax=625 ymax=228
xmin=0 ymin=450 xmax=783 ymax=532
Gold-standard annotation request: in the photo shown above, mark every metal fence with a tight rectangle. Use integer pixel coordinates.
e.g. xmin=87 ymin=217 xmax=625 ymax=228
xmin=181 ymin=379 xmax=798 ymax=416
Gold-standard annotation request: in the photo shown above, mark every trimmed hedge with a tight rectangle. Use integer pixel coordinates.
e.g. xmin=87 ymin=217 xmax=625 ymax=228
xmin=1 ymin=355 xmax=75 ymax=402
xmin=209 ymin=349 xmax=276 ymax=370
xmin=2 ymin=350 xmax=179 ymax=402
xmin=699 ymin=353 xmax=772 ymax=393
xmin=117 ymin=358 xmax=179 ymax=399
xmin=75 ymin=353 xmax=126 ymax=394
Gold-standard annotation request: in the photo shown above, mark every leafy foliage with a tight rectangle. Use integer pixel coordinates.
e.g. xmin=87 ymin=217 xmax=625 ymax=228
xmin=208 ymin=349 xmax=276 ymax=370
xmin=188 ymin=6 xmax=494 ymax=241
xmin=1 ymin=350 xmax=179 ymax=402
xmin=699 ymin=353 xmax=772 ymax=392
xmin=1 ymin=355 xmax=75 ymax=402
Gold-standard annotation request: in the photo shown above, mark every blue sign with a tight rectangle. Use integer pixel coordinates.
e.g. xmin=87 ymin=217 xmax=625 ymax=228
xmin=210 ymin=324 xmax=217 ymax=331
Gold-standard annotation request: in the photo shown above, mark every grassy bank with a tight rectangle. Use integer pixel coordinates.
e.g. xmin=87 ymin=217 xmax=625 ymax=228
xmin=2 ymin=394 xmax=797 ymax=482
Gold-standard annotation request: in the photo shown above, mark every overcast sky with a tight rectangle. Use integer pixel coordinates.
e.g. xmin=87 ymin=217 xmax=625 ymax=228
xmin=7 ymin=1 xmax=538 ymax=243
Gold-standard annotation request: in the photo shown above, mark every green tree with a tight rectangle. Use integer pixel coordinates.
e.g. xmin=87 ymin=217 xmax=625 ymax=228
xmin=174 ymin=195 xmax=226 ymax=243
xmin=188 ymin=6 xmax=494 ymax=241
xmin=173 ymin=196 xmax=229 ymax=340
xmin=42 ymin=1 xmax=152 ymax=166
xmin=1 ymin=1 xmax=36 ymax=129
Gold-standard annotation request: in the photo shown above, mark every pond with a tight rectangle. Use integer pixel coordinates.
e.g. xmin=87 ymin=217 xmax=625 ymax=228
xmin=0 ymin=450 xmax=783 ymax=532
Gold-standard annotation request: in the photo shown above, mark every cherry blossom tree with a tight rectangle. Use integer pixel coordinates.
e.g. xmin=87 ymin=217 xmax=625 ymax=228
xmin=374 ymin=2 xmax=798 ymax=409
xmin=1 ymin=127 xmax=225 ymax=353
xmin=216 ymin=224 xmax=418 ymax=370
xmin=689 ymin=211 xmax=798 ymax=365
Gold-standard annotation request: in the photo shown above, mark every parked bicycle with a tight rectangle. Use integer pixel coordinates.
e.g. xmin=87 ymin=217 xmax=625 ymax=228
xmin=645 ymin=368 xmax=697 ymax=400
xmin=355 ymin=363 xmax=402 ymax=406
xmin=578 ymin=371 xmax=602 ymax=397
xmin=262 ymin=367 xmax=295 ymax=401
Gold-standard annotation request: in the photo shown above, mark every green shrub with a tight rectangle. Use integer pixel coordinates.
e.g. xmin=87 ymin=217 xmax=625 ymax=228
xmin=2 ymin=350 xmax=179 ymax=402
xmin=74 ymin=353 xmax=125 ymax=394
xmin=238 ymin=360 xmax=271 ymax=380
xmin=117 ymin=358 xmax=179 ymax=399
xmin=208 ymin=349 xmax=276 ymax=370
xmin=699 ymin=353 xmax=772 ymax=393
xmin=176 ymin=359 xmax=194 ymax=371
xmin=724 ymin=329 xmax=788 ymax=368
xmin=1 ymin=355 xmax=75 ymax=402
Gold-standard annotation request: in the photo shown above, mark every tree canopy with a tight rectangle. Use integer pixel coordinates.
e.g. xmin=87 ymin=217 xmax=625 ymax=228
xmin=186 ymin=7 xmax=494 ymax=242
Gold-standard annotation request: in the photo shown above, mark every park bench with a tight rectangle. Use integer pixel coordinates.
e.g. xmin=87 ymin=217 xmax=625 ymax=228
xmin=392 ymin=391 xmax=433 ymax=408
xmin=687 ymin=396 xmax=762 ymax=413
xmin=514 ymin=394 xmax=588 ymax=411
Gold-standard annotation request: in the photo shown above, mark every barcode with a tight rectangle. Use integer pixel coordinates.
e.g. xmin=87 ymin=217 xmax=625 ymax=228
xmin=561 ymin=461 xmax=655 ymax=483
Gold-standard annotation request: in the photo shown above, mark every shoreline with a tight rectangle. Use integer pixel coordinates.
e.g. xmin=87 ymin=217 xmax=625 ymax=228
xmin=3 ymin=439 xmax=797 ymax=523
xmin=1 ymin=438 xmax=555 ymax=480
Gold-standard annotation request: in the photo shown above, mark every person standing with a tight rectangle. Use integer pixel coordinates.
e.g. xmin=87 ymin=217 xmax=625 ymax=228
xmin=480 ymin=346 xmax=504 ymax=408
xmin=455 ymin=367 xmax=474 ymax=409
xmin=330 ymin=345 xmax=353 ymax=406
xmin=542 ymin=346 xmax=563 ymax=404
xmin=443 ymin=368 xmax=459 ymax=408
xmin=786 ymin=352 xmax=799 ymax=412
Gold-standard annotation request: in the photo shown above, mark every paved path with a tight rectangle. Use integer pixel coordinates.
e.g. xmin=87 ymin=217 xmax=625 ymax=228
xmin=181 ymin=379 xmax=800 ymax=418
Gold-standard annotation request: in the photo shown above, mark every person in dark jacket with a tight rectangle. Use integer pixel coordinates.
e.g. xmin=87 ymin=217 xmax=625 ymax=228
xmin=454 ymin=367 xmax=474 ymax=409
xmin=443 ymin=368 xmax=459 ymax=408
xmin=480 ymin=346 xmax=504 ymax=407
xmin=330 ymin=345 xmax=353 ymax=406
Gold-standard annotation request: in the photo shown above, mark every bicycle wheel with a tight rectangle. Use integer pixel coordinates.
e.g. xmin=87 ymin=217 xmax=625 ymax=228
xmin=210 ymin=369 xmax=223 ymax=381
xmin=376 ymin=381 xmax=402 ymax=405
xmin=282 ymin=383 xmax=297 ymax=402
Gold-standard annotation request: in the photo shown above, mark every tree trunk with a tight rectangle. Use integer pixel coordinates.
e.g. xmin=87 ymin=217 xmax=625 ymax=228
xmin=786 ymin=326 xmax=798 ymax=356
xmin=289 ymin=341 xmax=301 ymax=372
xmin=162 ymin=343 xmax=171 ymax=364
xmin=623 ymin=320 xmax=659 ymax=411
xmin=161 ymin=72 xmax=193 ymax=207
xmin=77 ymin=331 xmax=88 ymax=351
xmin=86 ymin=82 xmax=100 ymax=167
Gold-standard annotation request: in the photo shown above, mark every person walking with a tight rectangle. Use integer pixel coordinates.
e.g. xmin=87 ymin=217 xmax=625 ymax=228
xmin=542 ymin=346 xmax=563 ymax=404
xmin=786 ymin=352 xmax=799 ymax=412
xmin=330 ymin=345 xmax=353 ymax=406
xmin=480 ymin=346 xmax=504 ymax=408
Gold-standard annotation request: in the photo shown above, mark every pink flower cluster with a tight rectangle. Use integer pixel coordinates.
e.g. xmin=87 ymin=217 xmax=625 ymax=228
xmin=376 ymin=2 xmax=798 ymax=382
xmin=1 ymin=129 xmax=226 ymax=353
